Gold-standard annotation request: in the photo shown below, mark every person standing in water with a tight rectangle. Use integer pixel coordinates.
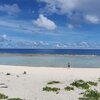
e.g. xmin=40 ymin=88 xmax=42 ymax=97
xmin=68 ymin=62 xmax=70 ymax=68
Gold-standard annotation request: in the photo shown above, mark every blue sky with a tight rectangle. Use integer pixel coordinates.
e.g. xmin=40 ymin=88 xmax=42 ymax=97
xmin=0 ymin=0 xmax=100 ymax=48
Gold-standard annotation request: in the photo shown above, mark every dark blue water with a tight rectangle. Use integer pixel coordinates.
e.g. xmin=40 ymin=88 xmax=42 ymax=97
xmin=0 ymin=49 xmax=100 ymax=55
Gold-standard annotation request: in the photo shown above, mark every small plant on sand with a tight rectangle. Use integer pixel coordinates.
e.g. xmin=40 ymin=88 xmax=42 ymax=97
xmin=6 ymin=73 xmax=11 ymax=75
xmin=79 ymin=89 xmax=100 ymax=100
xmin=43 ymin=86 xmax=60 ymax=92
xmin=70 ymin=80 xmax=90 ymax=90
xmin=0 ymin=93 xmax=8 ymax=99
xmin=87 ymin=81 xmax=98 ymax=86
xmin=98 ymin=78 xmax=100 ymax=82
xmin=64 ymin=86 xmax=74 ymax=91
xmin=47 ymin=81 xmax=60 ymax=85
xmin=8 ymin=98 xmax=23 ymax=100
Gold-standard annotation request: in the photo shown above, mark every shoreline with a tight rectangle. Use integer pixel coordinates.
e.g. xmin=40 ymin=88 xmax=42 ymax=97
xmin=0 ymin=64 xmax=100 ymax=69
xmin=0 ymin=53 xmax=98 ymax=57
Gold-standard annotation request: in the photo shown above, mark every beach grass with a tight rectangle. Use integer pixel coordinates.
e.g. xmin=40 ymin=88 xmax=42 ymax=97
xmin=43 ymin=86 xmax=60 ymax=92
xmin=0 ymin=92 xmax=22 ymax=100
xmin=98 ymin=78 xmax=100 ymax=82
xmin=64 ymin=86 xmax=74 ymax=91
xmin=70 ymin=80 xmax=90 ymax=89
xmin=0 ymin=93 xmax=8 ymax=99
xmin=47 ymin=81 xmax=61 ymax=85
xmin=43 ymin=78 xmax=100 ymax=100
xmin=8 ymin=98 xmax=23 ymax=100
xmin=79 ymin=89 xmax=100 ymax=100
xmin=87 ymin=81 xmax=98 ymax=86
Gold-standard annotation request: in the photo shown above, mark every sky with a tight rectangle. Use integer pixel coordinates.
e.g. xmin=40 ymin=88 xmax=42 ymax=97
xmin=0 ymin=0 xmax=100 ymax=49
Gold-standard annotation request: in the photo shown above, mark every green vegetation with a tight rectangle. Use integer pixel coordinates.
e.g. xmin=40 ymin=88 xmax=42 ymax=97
xmin=8 ymin=98 xmax=23 ymax=100
xmin=70 ymin=80 xmax=98 ymax=90
xmin=79 ymin=89 xmax=100 ymax=100
xmin=98 ymin=78 xmax=100 ymax=82
xmin=87 ymin=81 xmax=98 ymax=86
xmin=47 ymin=81 xmax=60 ymax=85
xmin=0 ymin=92 xmax=23 ymax=100
xmin=0 ymin=93 xmax=8 ymax=99
xmin=64 ymin=86 xmax=74 ymax=91
xmin=43 ymin=79 xmax=100 ymax=99
xmin=43 ymin=86 xmax=60 ymax=92
xmin=70 ymin=80 xmax=90 ymax=89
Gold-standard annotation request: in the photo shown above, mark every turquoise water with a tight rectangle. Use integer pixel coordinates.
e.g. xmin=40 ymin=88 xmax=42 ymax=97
xmin=0 ymin=55 xmax=100 ymax=68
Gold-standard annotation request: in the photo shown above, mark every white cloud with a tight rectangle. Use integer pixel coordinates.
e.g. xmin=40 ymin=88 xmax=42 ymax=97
xmin=33 ymin=14 xmax=57 ymax=30
xmin=2 ymin=34 xmax=7 ymax=40
xmin=85 ymin=15 xmax=99 ymax=24
xmin=67 ymin=24 xmax=74 ymax=29
xmin=55 ymin=44 xmax=61 ymax=48
xmin=39 ymin=0 xmax=100 ymax=24
xmin=39 ymin=0 xmax=100 ymax=15
xmin=0 ymin=19 xmax=60 ymax=36
xmin=39 ymin=41 xmax=49 ymax=45
xmin=79 ymin=41 xmax=89 ymax=47
xmin=0 ymin=34 xmax=8 ymax=42
xmin=0 ymin=4 xmax=21 ymax=15
xmin=3 ymin=40 xmax=50 ymax=48
xmin=39 ymin=0 xmax=79 ymax=14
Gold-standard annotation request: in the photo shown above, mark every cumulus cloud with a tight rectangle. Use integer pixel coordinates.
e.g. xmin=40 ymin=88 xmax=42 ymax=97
xmin=85 ymin=15 xmax=99 ymax=24
xmin=0 ymin=34 xmax=8 ymax=42
xmin=0 ymin=38 xmax=99 ymax=49
xmin=0 ymin=40 xmax=50 ymax=48
xmin=39 ymin=0 xmax=79 ymax=14
xmin=53 ymin=41 xmax=92 ymax=49
xmin=39 ymin=41 xmax=49 ymax=45
xmin=0 ymin=4 xmax=21 ymax=15
xmin=78 ymin=41 xmax=89 ymax=47
xmin=38 ymin=0 xmax=100 ymax=24
xmin=2 ymin=34 xmax=7 ymax=39
xmin=33 ymin=14 xmax=57 ymax=30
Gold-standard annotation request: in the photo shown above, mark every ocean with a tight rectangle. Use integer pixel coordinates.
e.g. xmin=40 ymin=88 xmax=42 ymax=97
xmin=0 ymin=49 xmax=100 ymax=68
xmin=0 ymin=49 xmax=100 ymax=55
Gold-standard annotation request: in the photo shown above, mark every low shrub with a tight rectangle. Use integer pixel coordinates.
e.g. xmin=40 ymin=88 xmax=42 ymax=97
xmin=47 ymin=81 xmax=60 ymax=85
xmin=8 ymin=98 xmax=23 ymax=100
xmin=87 ymin=81 xmax=98 ymax=86
xmin=70 ymin=80 xmax=90 ymax=89
xmin=64 ymin=86 xmax=74 ymax=91
xmin=43 ymin=86 xmax=60 ymax=92
xmin=79 ymin=89 xmax=100 ymax=100
xmin=98 ymin=78 xmax=100 ymax=82
xmin=0 ymin=93 xmax=8 ymax=99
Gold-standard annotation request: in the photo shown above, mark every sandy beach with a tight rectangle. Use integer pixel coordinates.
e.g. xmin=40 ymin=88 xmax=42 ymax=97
xmin=0 ymin=65 xmax=100 ymax=100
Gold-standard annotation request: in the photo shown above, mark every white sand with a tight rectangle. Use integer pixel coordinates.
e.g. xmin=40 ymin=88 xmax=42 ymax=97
xmin=0 ymin=65 xmax=100 ymax=100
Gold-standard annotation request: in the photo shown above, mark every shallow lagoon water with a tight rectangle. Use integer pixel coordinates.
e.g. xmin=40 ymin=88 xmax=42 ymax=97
xmin=0 ymin=55 xmax=100 ymax=68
